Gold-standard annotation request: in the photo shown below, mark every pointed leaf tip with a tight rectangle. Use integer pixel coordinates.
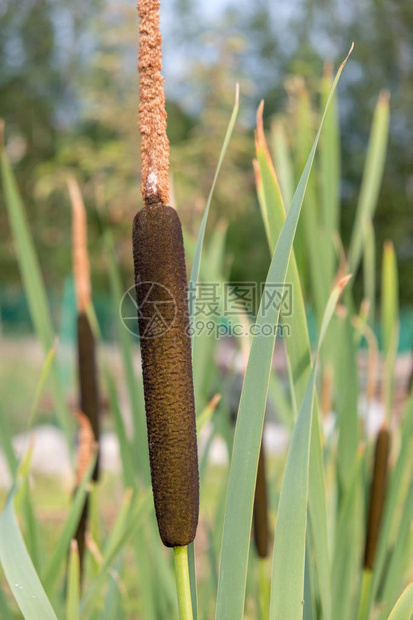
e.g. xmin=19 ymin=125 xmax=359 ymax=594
xmin=338 ymin=274 xmax=352 ymax=290
xmin=70 ymin=539 xmax=79 ymax=555
xmin=379 ymin=89 xmax=390 ymax=104
xmin=256 ymin=100 xmax=265 ymax=148
xmin=235 ymin=83 xmax=240 ymax=106
xmin=339 ymin=43 xmax=354 ymax=71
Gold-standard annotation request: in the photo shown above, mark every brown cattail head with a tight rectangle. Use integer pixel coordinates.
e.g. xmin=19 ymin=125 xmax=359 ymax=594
xmin=77 ymin=314 xmax=100 ymax=481
xmin=364 ymin=425 xmax=391 ymax=570
xmin=253 ymin=441 xmax=270 ymax=558
xmin=133 ymin=204 xmax=199 ymax=547
xmin=138 ymin=0 xmax=170 ymax=205
xmin=68 ymin=177 xmax=91 ymax=313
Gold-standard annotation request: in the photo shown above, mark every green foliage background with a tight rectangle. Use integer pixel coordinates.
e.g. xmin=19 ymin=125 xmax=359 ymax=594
xmin=1 ymin=0 xmax=413 ymax=320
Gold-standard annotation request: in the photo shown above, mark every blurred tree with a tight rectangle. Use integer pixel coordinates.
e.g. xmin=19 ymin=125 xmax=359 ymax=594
xmin=34 ymin=3 xmax=263 ymax=291
xmin=1 ymin=0 xmax=413 ymax=308
xmin=0 ymin=0 xmax=102 ymax=287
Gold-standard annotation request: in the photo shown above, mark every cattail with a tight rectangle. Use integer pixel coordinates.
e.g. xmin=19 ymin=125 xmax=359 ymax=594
xmin=364 ymin=425 xmax=391 ymax=570
xmin=134 ymin=0 xmax=198 ymax=549
xmin=68 ymin=177 xmax=100 ymax=480
xmin=77 ymin=313 xmax=100 ymax=481
xmin=68 ymin=177 xmax=100 ymax=580
xmin=253 ymin=441 xmax=269 ymax=558
xmin=237 ymin=313 xmax=270 ymax=558
xmin=133 ymin=205 xmax=199 ymax=547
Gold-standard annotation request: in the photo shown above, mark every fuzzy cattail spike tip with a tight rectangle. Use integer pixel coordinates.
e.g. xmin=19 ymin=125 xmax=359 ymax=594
xmin=138 ymin=0 xmax=170 ymax=205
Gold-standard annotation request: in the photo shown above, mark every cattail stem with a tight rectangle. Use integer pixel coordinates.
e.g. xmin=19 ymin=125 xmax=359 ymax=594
xmin=357 ymin=569 xmax=372 ymax=620
xmin=174 ymin=546 xmax=193 ymax=620
xmin=363 ymin=425 xmax=390 ymax=571
xmin=257 ymin=557 xmax=270 ymax=620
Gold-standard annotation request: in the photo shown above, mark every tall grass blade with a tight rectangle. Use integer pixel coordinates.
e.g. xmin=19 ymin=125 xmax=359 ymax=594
xmin=27 ymin=340 xmax=57 ymax=430
xmin=189 ymin=84 xmax=239 ymax=316
xmin=386 ymin=579 xmax=413 ymax=620
xmin=0 ymin=489 xmax=57 ymax=619
xmin=256 ymin=71 xmax=347 ymax=620
xmin=363 ymin=219 xmax=376 ymax=322
xmin=271 ymin=119 xmax=294 ymax=211
xmin=104 ymin=232 xmax=149 ymax=482
xmin=332 ymin=451 xmax=364 ymax=620
xmin=102 ymin=555 xmax=124 ymax=620
xmin=334 ymin=313 xmax=359 ymax=486
xmin=381 ymin=241 xmax=399 ymax=422
xmin=0 ymin=140 xmax=72 ymax=442
xmin=10 ymin=340 xmax=57 ymax=575
xmin=104 ymin=368 xmax=135 ymax=488
xmin=348 ymin=92 xmax=390 ymax=275
xmin=270 ymin=277 xmax=350 ymax=620
xmin=42 ymin=455 xmax=97 ymax=593
xmin=186 ymin=85 xmax=239 ymax=616
xmin=216 ymin=48 xmax=352 ymax=620
xmin=255 ymin=113 xmax=308 ymax=410
xmin=86 ymin=304 xmax=136 ymax=489
xmin=379 ymin=477 xmax=413 ymax=617
xmin=0 ymin=405 xmax=17 ymax=477
xmin=320 ymin=64 xmax=340 ymax=247
xmin=79 ymin=491 xmax=152 ymax=614
xmin=66 ymin=541 xmax=80 ymax=620
xmin=296 ymin=85 xmax=330 ymax=324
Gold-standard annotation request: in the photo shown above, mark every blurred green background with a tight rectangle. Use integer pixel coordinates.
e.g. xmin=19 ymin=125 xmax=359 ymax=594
xmin=1 ymin=0 xmax=413 ymax=336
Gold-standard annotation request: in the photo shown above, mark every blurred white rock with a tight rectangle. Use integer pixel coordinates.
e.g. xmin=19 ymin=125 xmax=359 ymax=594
xmin=263 ymin=422 xmax=289 ymax=455
xmin=0 ymin=426 xmax=123 ymax=490
xmin=198 ymin=420 xmax=289 ymax=467
xmin=100 ymin=432 xmax=121 ymax=474
xmin=359 ymin=397 xmax=385 ymax=438
xmin=13 ymin=425 xmax=72 ymax=480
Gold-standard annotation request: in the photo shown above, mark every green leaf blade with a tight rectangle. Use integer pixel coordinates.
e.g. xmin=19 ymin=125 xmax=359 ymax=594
xmin=0 ymin=492 xmax=57 ymax=620
xmin=216 ymin=50 xmax=351 ymax=620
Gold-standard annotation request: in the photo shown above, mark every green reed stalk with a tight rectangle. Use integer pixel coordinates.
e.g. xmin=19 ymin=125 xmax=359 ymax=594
xmin=174 ymin=546 xmax=194 ymax=620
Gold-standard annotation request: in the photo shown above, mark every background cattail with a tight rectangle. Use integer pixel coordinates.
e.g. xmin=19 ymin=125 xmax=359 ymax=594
xmin=69 ymin=177 xmax=100 ymax=480
xmin=68 ymin=177 xmax=101 ymax=580
xmin=77 ymin=313 xmax=100 ymax=481
xmin=253 ymin=441 xmax=270 ymax=558
xmin=237 ymin=312 xmax=270 ymax=559
xmin=133 ymin=204 xmax=199 ymax=547
xmin=364 ymin=425 xmax=391 ymax=571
